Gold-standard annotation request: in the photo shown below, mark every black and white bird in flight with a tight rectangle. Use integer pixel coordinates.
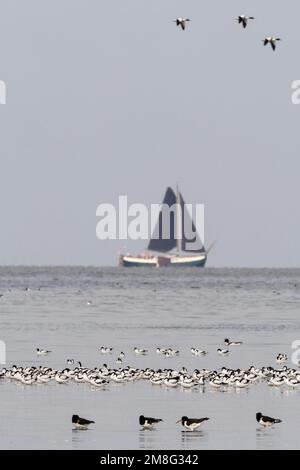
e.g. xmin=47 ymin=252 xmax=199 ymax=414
xmin=236 ymin=15 xmax=255 ymax=29
xmin=176 ymin=416 xmax=209 ymax=431
xmin=256 ymin=412 xmax=282 ymax=427
xmin=263 ymin=37 xmax=281 ymax=51
xmin=173 ymin=18 xmax=190 ymax=31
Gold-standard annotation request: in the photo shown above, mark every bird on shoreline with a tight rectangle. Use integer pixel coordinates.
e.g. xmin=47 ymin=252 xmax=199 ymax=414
xmin=173 ymin=18 xmax=190 ymax=31
xmin=263 ymin=37 xmax=281 ymax=51
xmin=72 ymin=414 xmax=95 ymax=429
xmin=139 ymin=415 xmax=163 ymax=430
xmin=256 ymin=412 xmax=282 ymax=427
xmin=224 ymin=338 xmax=243 ymax=346
xmin=235 ymin=15 xmax=255 ymax=29
xmin=176 ymin=416 xmax=209 ymax=431
xmin=36 ymin=348 xmax=51 ymax=356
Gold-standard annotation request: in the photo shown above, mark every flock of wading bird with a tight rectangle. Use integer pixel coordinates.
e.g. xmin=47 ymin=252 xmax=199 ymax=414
xmin=174 ymin=15 xmax=281 ymax=51
xmin=72 ymin=413 xmax=282 ymax=431
xmin=1 ymin=337 xmax=298 ymax=432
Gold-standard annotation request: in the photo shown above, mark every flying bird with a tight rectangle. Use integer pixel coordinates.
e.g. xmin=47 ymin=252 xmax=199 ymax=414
xmin=173 ymin=18 xmax=190 ymax=31
xmin=235 ymin=15 xmax=255 ymax=29
xmin=139 ymin=415 xmax=163 ymax=430
xmin=72 ymin=414 xmax=95 ymax=429
xmin=256 ymin=412 xmax=282 ymax=427
xmin=176 ymin=416 xmax=209 ymax=431
xmin=263 ymin=37 xmax=281 ymax=51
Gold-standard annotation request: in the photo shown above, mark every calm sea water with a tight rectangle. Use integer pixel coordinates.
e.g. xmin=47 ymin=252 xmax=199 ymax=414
xmin=0 ymin=267 xmax=300 ymax=450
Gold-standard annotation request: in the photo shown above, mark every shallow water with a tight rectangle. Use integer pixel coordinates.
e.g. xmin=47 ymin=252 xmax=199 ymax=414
xmin=0 ymin=267 xmax=300 ymax=449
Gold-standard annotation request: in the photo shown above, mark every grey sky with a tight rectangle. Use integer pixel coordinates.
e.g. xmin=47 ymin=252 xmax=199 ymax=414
xmin=0 ymin=0 xmax=299 ymax=266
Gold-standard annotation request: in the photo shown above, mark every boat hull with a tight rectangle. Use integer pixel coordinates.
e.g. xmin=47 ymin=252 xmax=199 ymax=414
xmin=119 ymin=254 xmax=207 ymax=268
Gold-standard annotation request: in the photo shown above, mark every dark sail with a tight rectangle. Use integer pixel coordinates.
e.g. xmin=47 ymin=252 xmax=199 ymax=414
xmin=148 ymin=186 xmax=205 ymax=254
xmin=147 ymin=187 xmax=178 ymax=252
xmin=179 ymin=192 xmax=205 ymax=253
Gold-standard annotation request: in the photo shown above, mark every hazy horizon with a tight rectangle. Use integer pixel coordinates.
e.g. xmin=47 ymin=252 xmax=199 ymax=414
xmin=0 ymin=1 xmax=300 ymax=267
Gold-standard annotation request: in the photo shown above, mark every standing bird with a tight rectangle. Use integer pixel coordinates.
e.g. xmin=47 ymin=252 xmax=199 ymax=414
xmin=235 ymin=15 xmax=255 ymax=29
xmin=139 ymin=415 xmax=163 ymax=430
xmin=173 ymin=18 xmax=191 ymax=31
xmin=72 ymin=414 xmax=95 ymax=429
xmin=176 ymin=416 xmax=209 ymax=431
xmin=263 ymin=37 xmax=281 ymax=51
xmin=256 ymin=412 xmax=282 ymax=427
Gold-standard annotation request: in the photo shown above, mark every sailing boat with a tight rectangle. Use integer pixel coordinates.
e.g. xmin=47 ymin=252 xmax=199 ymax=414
xmin=119 ymin=186 xmax=208 ymax=268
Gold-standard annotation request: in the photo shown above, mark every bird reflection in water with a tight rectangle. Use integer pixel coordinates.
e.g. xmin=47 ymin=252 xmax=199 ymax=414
xmin=181 ymin=430 xmax=206 ymax=448
xmin=256 ymin=427 xmax=278 ymax=450
xmin=139 ymin=429 xmax=158 ymax=449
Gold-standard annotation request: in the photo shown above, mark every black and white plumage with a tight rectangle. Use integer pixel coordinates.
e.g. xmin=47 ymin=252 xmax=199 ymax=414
xmin=276 ymin=353 xmax=287 ymax=364
xmin=139 ymin=415 xmax=163 ymax=429
xmin=235 ymin=15 xmax=254 ymax=29
xmin=256 ymin=412 xmax=282 ymax=427
xmin=173 ymin=18 xmax=190 ymax=31
xmin=99 ymin=347 xmax=113 ymax=354
xmin=263 ymin=37 xmax=281 ymax=51
xmin=134 ymin=347 xmax=148 ymax=355
xmin=72 ymin=414 xmax=95 ymax=429
xmin=177 ymin=416 xmax=209 ymax=431
xmin=191 ymin=348 xmax=207 ymax=356
xmin=36 ymin=348 xmax=51 ymax=356
xmin=217 ymin=348 xmax=229 ymax=355
xmin=224 ymin=338 xmax=243 ymax=346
